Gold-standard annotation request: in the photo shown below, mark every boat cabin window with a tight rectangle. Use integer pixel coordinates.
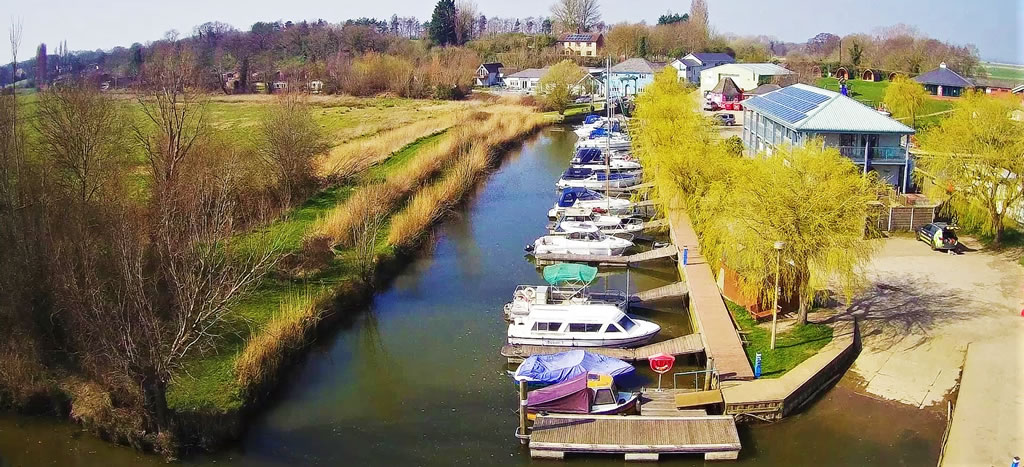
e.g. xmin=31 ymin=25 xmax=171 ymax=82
xmin=593 ymin=388 xmax=615 ymax=405
xmin=532 ymin=322 xmax=563 ymax=332
xmin=578 ymin=191 xmax=601 ymax=201
xmin=568 ymin=323 xmax=602 ymax=332
xmin=617 ymin=316 xmax=636 ymax=332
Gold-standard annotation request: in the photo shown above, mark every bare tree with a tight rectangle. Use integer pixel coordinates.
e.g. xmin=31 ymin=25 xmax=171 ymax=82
xmin=35 ymin=85 xmax=129 ymax=204
xmin=455 ymin=0 xmax=479 ymax=45
xmin=254 ymin=93 xmax=327 ymax=207
xmin=551 ymin=0 xmax=601 ymax=33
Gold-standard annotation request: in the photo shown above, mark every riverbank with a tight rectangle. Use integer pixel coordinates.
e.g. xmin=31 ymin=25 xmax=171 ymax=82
xmin=0 ymin=97 xmax=553 ymax=456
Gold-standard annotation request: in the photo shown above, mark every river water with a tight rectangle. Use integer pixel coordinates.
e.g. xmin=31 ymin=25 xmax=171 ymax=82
xmin=0 ymin=126 xmax=944 ymax=466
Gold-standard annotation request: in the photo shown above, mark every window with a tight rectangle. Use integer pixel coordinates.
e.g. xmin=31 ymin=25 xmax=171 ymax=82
xmin=532 ymin=322 xmax=562 ymax=332
xmin=616 ymin=316 xmax=636 ymax=332
xmin=569 ymin=323 xmax=602 ymax=332
xmin=593 ymin=388 xmax=615 ymax=405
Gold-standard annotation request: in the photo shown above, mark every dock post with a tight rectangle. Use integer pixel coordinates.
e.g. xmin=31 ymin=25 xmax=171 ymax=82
xmin=519 ymin=379 xmax=529 ymax=444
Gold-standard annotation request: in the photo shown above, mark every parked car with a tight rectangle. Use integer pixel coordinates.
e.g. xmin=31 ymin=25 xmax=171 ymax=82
xmin=916 ymin=222 xmax=958 ymax=252
xmin=703 ymin=100 xmax=720 ymax=111
xmin=574 ymin=96 xmax=593 ymax=104
xmin=713 ymin=113 xmax=736 ymax=126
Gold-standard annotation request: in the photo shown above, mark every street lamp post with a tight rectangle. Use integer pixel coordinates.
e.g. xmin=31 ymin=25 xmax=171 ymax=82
xmin=771 ymin=241 xmax=785 ymax=350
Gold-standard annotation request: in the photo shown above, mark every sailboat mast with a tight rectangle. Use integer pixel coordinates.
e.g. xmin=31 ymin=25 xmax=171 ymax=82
xmin=605 ymin=56 xmax=611 ymax=210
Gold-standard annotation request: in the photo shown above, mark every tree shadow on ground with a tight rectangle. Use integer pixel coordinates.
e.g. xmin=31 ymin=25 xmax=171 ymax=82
xmin=820 ymin=276 xmax=977 ymax=351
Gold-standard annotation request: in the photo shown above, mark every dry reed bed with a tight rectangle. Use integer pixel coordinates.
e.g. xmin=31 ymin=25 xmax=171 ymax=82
xmin=311 ymin=106 xmax=545 ymax=248
xmin=318 ymin=112 xmax=464 ymax=180
xmin=234 ymin=288 xmax=334 ymax=397
xmin=387 ymin=110 xmax=550 ymax=247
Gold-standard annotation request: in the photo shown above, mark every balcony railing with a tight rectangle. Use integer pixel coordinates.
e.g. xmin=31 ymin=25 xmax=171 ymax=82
xmin=836 ymin=146 xmax=907 ymax=163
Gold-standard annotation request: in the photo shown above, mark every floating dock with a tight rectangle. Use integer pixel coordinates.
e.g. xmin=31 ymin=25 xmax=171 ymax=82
xmin=501 ymin=333 xmax=703 ymax=363
xmin=629 ymin=281 xmax=688 ymax=305
xmin=533 ymin=245 xmax=678 ymax=267
xmin=527 ymin=414 xmax=741 ymax=461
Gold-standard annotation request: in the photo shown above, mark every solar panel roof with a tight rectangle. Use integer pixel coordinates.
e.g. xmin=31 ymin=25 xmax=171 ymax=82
xmin=745 ymin=96 xmax=806 ymax=124
xmin=566 ymin=34 xmax=593 ymax=41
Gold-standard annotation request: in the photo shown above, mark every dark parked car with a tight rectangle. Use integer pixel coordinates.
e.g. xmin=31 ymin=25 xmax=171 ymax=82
xmin=916 ymin=222 xmax=958 ymax=252
xmin=703 ymin=100 xmax=720 ymax=111
xmin=713 ymin=113 xmax=736 ymax=126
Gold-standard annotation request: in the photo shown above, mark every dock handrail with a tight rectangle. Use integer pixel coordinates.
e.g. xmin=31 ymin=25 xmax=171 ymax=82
xmin=672 ymin=368 xmax=720 ymax=391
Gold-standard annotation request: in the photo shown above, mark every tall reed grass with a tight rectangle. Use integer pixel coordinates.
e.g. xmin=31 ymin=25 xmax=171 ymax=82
xmin=386 ymin=109 xmax=549 ymax=247
xmin=234 ymin=288 xmax=332 ymax=396
xmin=318 ymin=113 xmax=463 ymax=180
xmin=310 ymin=106 xmax=547 ymax=249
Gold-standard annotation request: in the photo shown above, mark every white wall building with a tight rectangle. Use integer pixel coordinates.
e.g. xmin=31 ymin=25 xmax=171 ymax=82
xmin=699 ymin=63 xmax=793 ymax=96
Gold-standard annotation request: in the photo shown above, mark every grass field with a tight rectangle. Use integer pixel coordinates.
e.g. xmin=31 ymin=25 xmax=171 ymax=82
xmin=979 ymin=62 xmax=1024 ymax=81
xmin=726 ymin=300 xmax=834 ymax=378
xmin=815 ymin=78 xmax=954 ymax=128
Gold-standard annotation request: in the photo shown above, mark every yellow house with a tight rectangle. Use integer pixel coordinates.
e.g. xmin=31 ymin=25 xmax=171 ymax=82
xmin=558 ymin=33 xmax=604 ymax=57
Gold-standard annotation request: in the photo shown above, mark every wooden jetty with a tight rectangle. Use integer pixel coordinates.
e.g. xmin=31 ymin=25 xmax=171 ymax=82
xmin=639 ymin=389 xmax=723 ymax=417
xmin=640 ymin=218 xmax=668 ymax=230
xmin=606 ymin=181 xmax=655 ymax=194
xmin=527 ymin=414 xmax=741 ymax=461
xmin=630 ymin=281 xmax=688 ymax=306
xmin=501 ymin=333 xmax=703 ymax=363
xmin=534 ymin=245 xmax=678 ymax=267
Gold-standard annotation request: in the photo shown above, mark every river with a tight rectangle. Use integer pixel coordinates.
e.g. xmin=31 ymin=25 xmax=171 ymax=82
xmin=0 ymin=126 xmax=944 ymax=466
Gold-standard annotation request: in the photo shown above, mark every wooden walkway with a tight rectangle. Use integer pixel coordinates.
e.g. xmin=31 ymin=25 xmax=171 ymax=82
xmin=534 ymin=245 xmax=678 ymax=267
xmin=641 ymin=218 xmax=668 ymax=230
xmin=501 ymin=333 xmax=703 ymax=363
xmin=528 ymin=414 xmax=741 ymax=461
xmin=607 ymin=181 xmax=655 ymax=194
xmin=668 ymin=210 xmax=754 ymax=381
xmin=630 ymin=281 xmax=688 ymax=305
xmin=639 ymin=390 xmax=721 ymax=417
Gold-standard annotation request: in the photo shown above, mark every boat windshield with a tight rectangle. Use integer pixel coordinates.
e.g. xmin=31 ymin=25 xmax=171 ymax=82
xmin=617 ymin=316 xmax=636 ymax=332
xmin=593 ymin=388 xmax=615 ymax=405
xmin=578 ymin=190 xmax=602 ymax=201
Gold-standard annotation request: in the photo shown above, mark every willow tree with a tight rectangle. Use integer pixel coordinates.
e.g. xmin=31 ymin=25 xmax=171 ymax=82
xmin=707 ymin=143 xmax=880 ymax=324
xmin=536 ymin=60 xmax=586 ymax=114
xmin=917 ymin=92 xmax=1024 ymax=245
xmin=883 ymin=75 xmax=928 ymax=128
xmin=631 ymin=67 xmax=733 ymax=221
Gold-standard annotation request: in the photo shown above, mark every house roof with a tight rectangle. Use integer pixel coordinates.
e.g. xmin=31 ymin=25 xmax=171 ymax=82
xmin=746 ymin=83 xmax=782 ymax=96
xmin=680 ymin=57 xmax=701 ymax=67
xmin=507 ymin=68 xmax=547 ymax=79
xmin=1013 ymin=84 xmax=1024 ymax=93
xmin=972 ymin=76 xmax=1021 ymax=90
xmin=716 ymin=63 xmax=793 ymax=76
xmin=480 ymin=62 xmax=504 ymax=73
xmin=743 ymin=83 xmax=914 ymax=134
xmin=710 ymin=77 xmax=742 ymax=97
xmin=689 ymin=52 xmax=735 ymax=64
xmin=610 ymin=58 xmax=667 ymax=74
xmin=913 ymin=63 xmax=973 ymax=88
xmin=559 ymin=32 xmax=602 ymax=43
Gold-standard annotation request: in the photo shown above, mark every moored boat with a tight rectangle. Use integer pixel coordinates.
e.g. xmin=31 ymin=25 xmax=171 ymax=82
xmin=503 ymin=264 xmax=628 ymax=322
xmin=556 ymin=168 xmax=640 ymax=190
xmin=527 ymin=230 xmax=634 ymax=256
xmin=549 ymin=207 xmax=643 ymax=236
xmin=547 ymin=187 xmax=634 ymax=219
xmin=525 ymin=372 xmax=639 ymax=416
xmin=507 ymin=303 xmax=660 ymax=347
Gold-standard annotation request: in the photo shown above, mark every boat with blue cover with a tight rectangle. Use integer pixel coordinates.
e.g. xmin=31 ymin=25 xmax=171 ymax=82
xmin=547 ymin=187 xmax=634 ymax=219
xmin=570 ymin=148 xmax=642 ymax=172
xmin=512 ymin=349 xmax=635 ymax=384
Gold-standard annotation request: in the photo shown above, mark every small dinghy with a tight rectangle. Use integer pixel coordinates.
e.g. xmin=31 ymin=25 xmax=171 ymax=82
xmin=525 ymin=372 xmax=639 ymax=416
xmin=513 ymin=349 xmax=634 ymax=384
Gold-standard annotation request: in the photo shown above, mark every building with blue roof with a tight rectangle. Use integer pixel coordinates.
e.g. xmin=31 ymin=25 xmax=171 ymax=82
xmin=741 ymin=83 xmax=916 ymax=191
xmin=913 ymin=62 xmax=973 ymax=97
xmin=669 ymin=52 xmax=735 ymax=85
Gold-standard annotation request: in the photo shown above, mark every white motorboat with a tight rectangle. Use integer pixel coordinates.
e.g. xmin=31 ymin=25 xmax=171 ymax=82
xmin=507 ymin=303 xmax=660 ymax=347
xmin=575 ymin=136 xmax=632 ymax=151
xmin=503 ymin=264 xmax=628 ymax=322
xmin=547 ymin=188 xmax=634 ymax=219
xmin=573 ymin=117 xmax=610 ymax=138
xmin=556 ymin=168 xmax=640 ymax=190
xmin=549 ymin=208 xmax=644 ymax=236
xmin=527 ymin=230 xmax=634 ymax=256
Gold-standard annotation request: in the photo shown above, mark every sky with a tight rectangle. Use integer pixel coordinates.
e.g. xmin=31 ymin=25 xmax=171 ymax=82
xmin=2 ymin=0 xmax=1021 ymax=64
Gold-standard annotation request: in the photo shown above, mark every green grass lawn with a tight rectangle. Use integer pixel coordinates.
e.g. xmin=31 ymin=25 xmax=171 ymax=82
xmin=814 ymin=78 xmax=953 ymax=129
xmin=979 ymin=62 xmax=1024 ymax=81
xmin=726 ymin=300 xmax=833 ymax=378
